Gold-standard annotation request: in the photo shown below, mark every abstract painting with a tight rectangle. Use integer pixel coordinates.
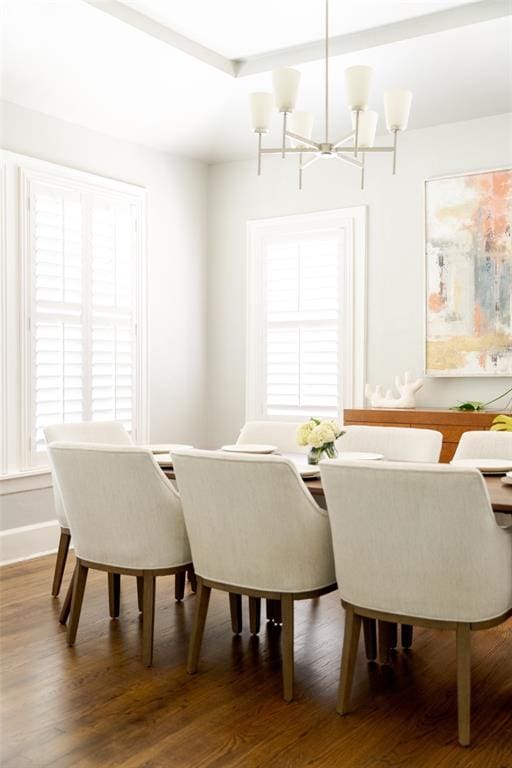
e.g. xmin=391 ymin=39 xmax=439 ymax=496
xmin=425 ymin=168 xmax=512 ymax=376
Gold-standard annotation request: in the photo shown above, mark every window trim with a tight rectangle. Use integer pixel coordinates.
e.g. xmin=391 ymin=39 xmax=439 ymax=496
xmin=246 ymin=207 xmax=367 ymax=422
xmin=6 ymin=153 xmax=149 ymax=474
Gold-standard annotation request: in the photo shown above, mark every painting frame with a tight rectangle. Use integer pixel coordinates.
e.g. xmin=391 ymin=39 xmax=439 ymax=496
xmin=424 ymin=166 xmax=512 ymax=377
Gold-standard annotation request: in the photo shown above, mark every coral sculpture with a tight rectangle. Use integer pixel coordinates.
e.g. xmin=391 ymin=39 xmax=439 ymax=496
xmin=365 ymin=371 xmax=423 ymax=409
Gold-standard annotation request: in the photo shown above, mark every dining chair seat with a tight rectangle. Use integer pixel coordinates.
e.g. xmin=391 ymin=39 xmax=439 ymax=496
xmin=172 ymin=448 xmax=336 ymax=702
xmin=48 ymin=443 xmax=192 ymax=666
xmin=321 ymin=459 xmax=512 ymax=746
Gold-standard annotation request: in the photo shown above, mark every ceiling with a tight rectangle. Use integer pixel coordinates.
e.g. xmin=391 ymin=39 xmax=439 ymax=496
xmin=117 ymin=0 xmax=483 ymax=59
xmin=1 ymin=0 xmax=511 ymax=163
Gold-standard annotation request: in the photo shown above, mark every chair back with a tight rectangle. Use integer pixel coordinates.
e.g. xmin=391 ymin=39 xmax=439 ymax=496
xmin=320 ymin=460 xmax=512 ymax=623
xmin=453 ymin=430 xmax=512 ymax=460
xmin=172 ymin=449 xmax=335 ymax=593
xmin=237 ymin=421 xmax=308 ymax=455
xmin=44 ymin=421 xmax=132 ymax=527
xmin=47 ymin=443 xmax=190 ymax=570
xmin=337 ymin=425 xmax=442 ymax=462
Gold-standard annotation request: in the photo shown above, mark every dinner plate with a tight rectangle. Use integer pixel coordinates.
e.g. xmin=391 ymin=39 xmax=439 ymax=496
xmin=337 ymin=451 xmax=384 ymax=461
xmin=220 ymin=444 xmax=278 ymax=454
xmin=145 ymin=443 xmax=193 ymax=454
xmin=298 ymin=465 xmax=321 ymax=478
xmin=450 ymin=458 xmax=512 ymax=474
xmin=155 ymin=454 xmax=174 ymax=468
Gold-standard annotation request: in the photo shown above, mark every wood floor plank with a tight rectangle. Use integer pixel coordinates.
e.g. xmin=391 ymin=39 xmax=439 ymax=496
xmin=1 ymin=554 xmax=511 ymax=767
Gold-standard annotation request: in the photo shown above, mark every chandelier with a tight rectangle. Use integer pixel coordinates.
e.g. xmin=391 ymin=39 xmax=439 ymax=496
xmin=248 ymin=0 xmax=412 ymax=190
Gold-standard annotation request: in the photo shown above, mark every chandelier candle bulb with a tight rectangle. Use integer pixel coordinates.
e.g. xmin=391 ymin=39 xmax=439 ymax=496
xmin=351 ymin=109 xmax=378 ymax=148
xmin=272 ymin=67 xmax=301 ymax=113
xmin=384 ymin=89 xmax=413 ymax=131
xmin=249 ymin=92 xmax=273 ymax=133
xmin=344 ymin=65 xmax=374 ymax=110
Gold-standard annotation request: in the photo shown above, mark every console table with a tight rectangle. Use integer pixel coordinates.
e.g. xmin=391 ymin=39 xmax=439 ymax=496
xmin=343 ymin=408 xmax=501 ymax=462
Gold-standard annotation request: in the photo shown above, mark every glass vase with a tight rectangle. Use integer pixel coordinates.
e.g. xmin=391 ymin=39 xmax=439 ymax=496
xmin=308 ymin=443 xmax=338 ymax=464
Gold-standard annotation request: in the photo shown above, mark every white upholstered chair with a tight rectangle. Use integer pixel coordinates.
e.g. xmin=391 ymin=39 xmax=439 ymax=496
xmin=453 ymin=430 xmax=512 ymax=460
xmin=335 ymin=425 xmax=443 ymax=659
xmin=44 ymin=421 xmax=132 ymax=598
xmin=336 ymin=425 xmax=443 ymax=463
xmin=320 ymin=459 xmax=512 ymax=746
xmin=172 ymin=448 xmax=336 ymax=701
xmin=237 ymin=420 xmax=308 ymax=455
xmin=48 ymin=443 xmax=192 ymax=666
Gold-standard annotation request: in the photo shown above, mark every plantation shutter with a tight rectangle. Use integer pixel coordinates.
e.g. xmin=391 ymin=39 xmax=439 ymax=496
xmin=32 ymin=183 xmax=84 ymax=454
xmin=29 ymin=180 xmax=139 ymax=464
xmin=264 ymin=235 xmax=342 ymax=417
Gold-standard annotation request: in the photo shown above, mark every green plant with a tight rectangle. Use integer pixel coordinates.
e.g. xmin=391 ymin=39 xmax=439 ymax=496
xmin=451 ymin=384 xmax=512 ymax=412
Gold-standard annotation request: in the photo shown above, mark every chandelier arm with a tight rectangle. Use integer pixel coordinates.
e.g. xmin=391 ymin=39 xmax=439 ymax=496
xmin=333 ymin=131 xmax=355 ymax=150
xmin=392 ymin=129 xmax=398 ymax=174
xmin=300 ymin=154 xmax=322 ymax=171
xmin=285 ymin=130 xmax=321 ymax=150
xmin=282 ymin=112 xmax=288 ymax=159
xmin=335 ymin=154 xmax=363 ymax=169
xmin=257 ymin=132 xmax=262 ymax=176
xmin=260 ymin=147 xmax=318 ymax=154
xmin=337 ymin=146 xmax=394 ymax=153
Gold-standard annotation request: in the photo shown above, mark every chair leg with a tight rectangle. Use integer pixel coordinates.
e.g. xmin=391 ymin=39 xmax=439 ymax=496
xmin=136 ymin=576 xmax=144 ymax=612
xmin=389 ymin=622 xmax=398 ymax=649
xmin=52 ymin=529 xmax=71 ymax=597
xmin=377 ymin=620 xmax=393 ymax=665
xmin=229 ymin=593 xmax=242 ymax=634
xmin=187 ymin=566 xmax=197 ymax=593
xmin=401 ymin=624 xmax=414 ymax=649
xmin=175 ymin=571 xmax=186 ymax=602
xmin=142 ymin=573 xmax=156 ymax=667
xmin=362 ymin=618 xmax=377 ymax=661
xmin=67 ymin=561 xmax=88 ymax=647
xmin=281 ymin=595 xmax=294 ymax=702
xmin=267 ymin=598 xmax=282 ymax=624
xmin=108 ymin=573 xmax=121 ymax=618
xmin=249 ymin=597 xmax=261 ymax=635
xmin=187 ymin=579 xmax=211 ymax=674
xmin=456 ymin=623 xmax=471 ymax=747
xmin=59 ymin=565 xmax=76 ymax=624
xmin=337 ymin=605 xmax=362 ymax=715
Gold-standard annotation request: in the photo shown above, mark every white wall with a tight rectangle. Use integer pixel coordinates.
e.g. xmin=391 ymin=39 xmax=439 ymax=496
xmin=206 ymin=113 xmax=512 ymax=447
xmin=0 ymin=101 xmax=208 ymax=561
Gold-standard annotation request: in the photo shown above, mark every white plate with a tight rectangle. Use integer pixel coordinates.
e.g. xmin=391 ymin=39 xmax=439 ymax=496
xmin=220 ymin=444 xmax=278 ymax=454
xmin=145 ymin=443 xmax=193 ymax=454
xmin=156 ymin=454 xmax=174 ymax=467
xmin=298 ymin=465 xmax=321 ymax=478
xmin=337 ymin=451 xmax=384 ymax=461
xmin=451 ymin=458 xmax=512 ymax=474
xmin=501 ymin=475 xmax=512 ymax=486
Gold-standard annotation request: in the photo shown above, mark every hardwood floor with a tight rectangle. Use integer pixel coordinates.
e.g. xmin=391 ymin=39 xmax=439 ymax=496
xmin=1 ymin=554 xmax=511 ymax=768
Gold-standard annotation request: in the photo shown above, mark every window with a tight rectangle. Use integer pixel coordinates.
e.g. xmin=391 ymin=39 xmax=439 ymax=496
xmin=10 ymin=157 xmax=148 ymax=471
xmin=246 ymin=208 xmax=366 ymax=421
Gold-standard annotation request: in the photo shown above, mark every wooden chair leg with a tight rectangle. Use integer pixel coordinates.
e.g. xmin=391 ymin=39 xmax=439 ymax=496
xmin=136 ymin=576 xmax=144 ymax=612
xmin=337 ymin=605 xmax=362 ymax=715
xmin=52 ymin=529 xmax=71 ymax=597
xmin=377 ymin=620 xmax=393 ymax=665
xmin=281 ymin=595 xmax=294 ymax=702
xmin=229 ymin=593 xmax=242 ymax=634
xmin=187 ymin=566 xmax=197 ymax=593
xmin=108 ymin=573 xmax=120 ymax=618
xmin=67 ymin=561 xmax=88 ymax=647
xmin=456 ymin=623 xmax=471 ymax=747
xmin=389 ymin=622 xmax=398 ymax=649
xmin=59 ymin=565 xmax=76 ymax=624
xmin=142 ymin=573 xmax=156 ymax=667
xmin=175 ymin=571 xmax=186 ymax=602
xmin=187 ymin=579 xmax=211 ymax=674
xmin=249 ymin=597 xmax=261 ymax=635
xmin=266 ymin=598 xmax=282 ymax=624
xmin=362 ymin=618 xmax=377 ymax=661
xmin=401 ymin=624 xmax=414 ymax=649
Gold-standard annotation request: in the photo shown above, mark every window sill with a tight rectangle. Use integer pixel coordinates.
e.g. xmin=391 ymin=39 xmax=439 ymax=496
xmin=0 ymin=468 xmax=52 ymax=496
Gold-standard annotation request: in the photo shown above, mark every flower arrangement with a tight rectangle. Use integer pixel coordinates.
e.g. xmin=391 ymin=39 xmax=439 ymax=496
xmin=297 ymin=418 xmax=344 ymax=464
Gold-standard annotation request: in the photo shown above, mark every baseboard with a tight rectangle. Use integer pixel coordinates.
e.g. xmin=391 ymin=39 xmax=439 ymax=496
xmin=0 ymin=520 xmax=71 ymax=566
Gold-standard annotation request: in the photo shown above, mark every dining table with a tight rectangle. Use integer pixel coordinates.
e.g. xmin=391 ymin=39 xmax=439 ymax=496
xmin=164 ymin=466 xmax=512 ymax=514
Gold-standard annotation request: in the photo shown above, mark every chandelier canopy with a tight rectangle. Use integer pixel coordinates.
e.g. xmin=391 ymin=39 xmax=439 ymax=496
xmin=248 ymin=0 xmax=412 ymax=189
